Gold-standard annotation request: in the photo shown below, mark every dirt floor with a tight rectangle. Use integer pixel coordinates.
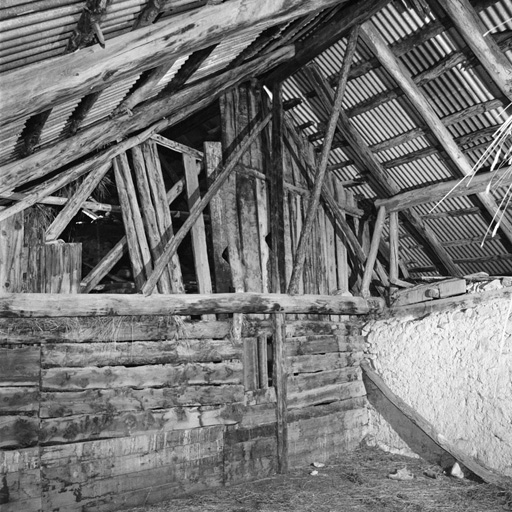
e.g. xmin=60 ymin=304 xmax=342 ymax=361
xmin=128 ymin=446 xmax=512 ymax=512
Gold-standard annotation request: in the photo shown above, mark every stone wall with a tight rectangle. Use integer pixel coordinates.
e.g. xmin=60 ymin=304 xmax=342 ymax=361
xmin=363 ymin=291 xmax=512 ymax=476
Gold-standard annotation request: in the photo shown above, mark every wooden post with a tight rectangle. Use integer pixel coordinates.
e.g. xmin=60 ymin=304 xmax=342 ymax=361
xmin=287 ymin=25 xmax=360 ymax=295
xmin=273 ymin=312 xmax=288 ymax=473
xmin=0 ymin=213 xmax=24 ymax=293
xmin=183 ymin=153 xmax=215 ymax=320
xmin=361 ymin=206 xmax=386 ymax=298
xmin=389 ymin=210 xmax=399 ymax=284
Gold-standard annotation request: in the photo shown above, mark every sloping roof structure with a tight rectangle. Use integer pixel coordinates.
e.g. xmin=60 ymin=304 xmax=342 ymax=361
xmin=1 ymin=0 xmax=512 ymax=280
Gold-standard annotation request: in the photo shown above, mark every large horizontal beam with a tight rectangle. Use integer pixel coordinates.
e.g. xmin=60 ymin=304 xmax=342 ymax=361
xmin=0 ymin=46 xmax=294 ymax=196
xmin=0 ymin=0 xmax=347 ymax=125
xmin=0 ymin=293 xmax=385 ymax=318
xmin=376 ymin=166 xmax=512 ymax=212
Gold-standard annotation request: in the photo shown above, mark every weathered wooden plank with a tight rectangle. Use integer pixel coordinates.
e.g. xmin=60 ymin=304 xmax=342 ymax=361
xmin=0 ymin=212 xmax=24 ymax=293
xmin=0 ymin=387 xmax=39 ymax=413
xmin=286 ymin=334 xmax=365 ymax=356
xmin=43 ymin=454 xmax=224 ymax=511
xmin=288 ymin=379 xmax=366 ymax=409
xmin=0 ymin=346 xmax=40 ymax=386
xmin=40 ymin=404 xmax=243 ymax=443
xmin=287 ymin=396 xmax=366 ymax=422
xmin=289 ymin=352 xmax=363 ymax=374
xmin=41 ymin=425 xmax=223 ymax=465
xmin=42 ymin=338 xmax=243 ymax=367
xmin=42 ymin=243 xmax=82 ymax=294
xmin=243 ymin=337 xmax=259 ymax=391
xmin=273 ymin=312 xmax=288 ymax=473
xmin=362 ymin=361 xmax=512 ymax=489
xmin=288 ymin=367 xmax=361 ymax=395
xmin=0 ymin=416 xmax=39 ymax=448
xmin=42 ymin=360 xmax=243 ymax=390
xmin=0 ymin=292 xmax=385 ymax=318
xmin=40 ymin=384 xmax=245 ymax=418
xmin=390 ymin=278 xmax=467 ymax=307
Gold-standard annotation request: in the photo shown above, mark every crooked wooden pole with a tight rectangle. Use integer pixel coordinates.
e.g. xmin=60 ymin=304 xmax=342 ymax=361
xmin=142 ymin=112 xmax=272 ymax=295
xmin=361 ymin=206 xmax=386 ymax=298
xmin=287 ymin=25 xmax=360 ymax=295
xmin=389 ymin=211 xmax=399 ymax=284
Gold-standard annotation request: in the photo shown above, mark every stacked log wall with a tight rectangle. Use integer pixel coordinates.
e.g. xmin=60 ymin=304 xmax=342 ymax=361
xmin=0 ymin=317 xmax=367 ymax=512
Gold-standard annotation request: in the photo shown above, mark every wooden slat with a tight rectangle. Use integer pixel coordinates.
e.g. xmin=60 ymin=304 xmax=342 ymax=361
xmin=361 ymin=206 xmax=387 ymax=298
xmin=0 ymin=212 xmax=24 ymax=293
xmin=183 ymin=153 xmax=214 ymax=320
xmin=0 ymin=346 xmax=40 ymax=386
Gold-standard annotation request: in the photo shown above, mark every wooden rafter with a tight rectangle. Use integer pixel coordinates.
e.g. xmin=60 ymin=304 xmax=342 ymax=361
xmin=438 ymin=0 xmax=512 ymax=102
xmin=302 ymin=65 xmax=461 ymax=277
xmin=66 ymin=0 xmax=110 ymax=53
xmin=0 ymin=46 xmax=294 ymax=196
xmin=287 ymin=26 xmax=360 ymax=295
xmin=360 ymin=20 xmax=512 ymax=249
xmin=0 ymin=0 xmax=348 ymax=126
xmin=132 ymin=0 xmax=165 ymax=30
xmin=19 ymin=109 xmax=52 ymax=156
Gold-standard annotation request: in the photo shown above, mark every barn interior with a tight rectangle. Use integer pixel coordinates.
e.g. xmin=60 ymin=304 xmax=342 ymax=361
xmin=1 ymin=0 xmax=512 ymax=511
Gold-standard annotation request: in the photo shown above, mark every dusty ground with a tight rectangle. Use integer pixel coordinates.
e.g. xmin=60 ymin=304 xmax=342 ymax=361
xmin=128 ymin=446 xmax=511 ymax=512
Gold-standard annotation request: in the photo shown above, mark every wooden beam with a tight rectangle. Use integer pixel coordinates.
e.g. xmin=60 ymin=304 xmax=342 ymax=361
xmin=132 ymin=0 xmax=165 ymax=30
xmin=66 ymin=0 xmax=110 ymax=52
xmin=376 ymin=167 xmax=512 ymax=213
xmin=360 ymin=20 xmax=512 ymax=247
xmin=141 ymin=113 xmax=272 ymax=295
xmin=45 ymin=161 xmax=111 ymax=242
xmin=20 ymin=109 xmax=52 ymax=156
xmin=65 ymin=91 xmax=103 ymax=136
xmin=389 ymin=211 xmax=399 ymax=283
xmin=438 ymin=0 xmax=512 ymax=102
xmin=301 ymin=65 xmax=460 ymax=277
xmin=0 ymin=46 xmax=294 ymax=196
xmin=0 ymin=292 xmax=385 ymax=318
xmin=0 ymin=0 xmax=342 ymax=125
xmin=361 ymin=206 xmax=387 ymax=297
xmin=273 ymin=312 xmax=288 ymax=473
xmin=361 ymin=360 xmax=512 ymax=489
xmin=288 ymin=26 xmax=360 ymax=295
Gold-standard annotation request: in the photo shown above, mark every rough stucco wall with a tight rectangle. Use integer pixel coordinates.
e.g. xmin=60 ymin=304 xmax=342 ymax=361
xmin=363 ymin=293 xmax=512 ymax=476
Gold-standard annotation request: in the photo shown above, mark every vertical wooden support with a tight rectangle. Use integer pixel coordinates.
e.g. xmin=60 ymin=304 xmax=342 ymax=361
xmin=334 ymin=179 xmax=349 ymax=293
xmin=113 ymin=153 xmax=152 ymax=291
xmin=361 ymin=206 xmax=387 ymax=298
xmin=273 ymin=312 xmax=288 ymax=474
xmin=257 ymin=334 xmax=269 ymax=389
xmin=142 ymin=141 xmax=185 ymax=293
xmin=204 ymin=141 xmax=231 ymax=293
xmin=389 ymin=210 xmax=399 ymax=284
xmin=0 ymin=212 xmax=24 ymax=293
xmin=243 ymin=337 xmax=259 ymax=391
xmin=183 ymin=153 xmax=215 ymax=319
xmin=43 ymin=242 xmax=82 ymax=293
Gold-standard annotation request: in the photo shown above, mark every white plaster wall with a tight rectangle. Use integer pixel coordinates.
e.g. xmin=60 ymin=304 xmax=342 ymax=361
xmin=363 ymin=293 xmax=512 ymax=475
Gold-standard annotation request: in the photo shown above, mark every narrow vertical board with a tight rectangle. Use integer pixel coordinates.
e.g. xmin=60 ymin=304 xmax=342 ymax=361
xmin=334 ymin=179 xmax=349 ymax=293
xmin=204 ymin=141 xmax=231 ymax=294
xmin=44 ymin=243 xmax=82 ymax=293
xmin=0 ymin=212 xmax=24 ymax=293
xmin=183 ymin=153 xmax=214 ymax=320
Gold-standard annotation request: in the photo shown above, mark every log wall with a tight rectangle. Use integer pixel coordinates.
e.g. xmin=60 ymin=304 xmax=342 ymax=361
xmin=0 ymin=316 xmax=367 ymax=512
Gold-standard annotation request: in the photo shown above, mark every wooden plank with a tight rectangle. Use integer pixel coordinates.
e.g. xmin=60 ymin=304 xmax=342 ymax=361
xmin=389 ymin=210 xmax=399 ymax=283
xmin=361 ymin=361 xmax=512 ymax=489
xmin=0 ymin=416 xmax=39 ymax=448
xmin=42 ymin=361 xmax=243 ymax=390
xmin=243 ymin=337 xmax=259 ymax=392
xmin=40 ymin=385 xmax=245 ymax=417
xmin=286 ymin=334 xmax=365 ymax=356
xmin=391 ymin=278 xmax=467 ymax=307
xmin=40 ymin=404 xmax=243 ymax=443
xmin=0 ymin=212 xmax=24 ymax=293
xmin=257 ymin=334 xmax=269 ymax=389
xmin=0 ymin=346 xmax=40 ymax=386
xmin=45 ymin=161 xmax=111 ymax=242
xmin=183 ymin=153 xmax=214 ymax=320
xmin=154 ymin=134 xmax=203 ymax=160
xmin=288 ymin=26 xmax=360 ymax=295
xmin=0 ymin=387 xmax=39 ymax=413
xmin=287 ymin=396 xmax=366 ymax=422
xmin=203 ymin=141 xmax=231 ymax=294
xmin=288 ymin=367 xmax=361 ymax=395
xmin=42 ymin=338 xmax=242 ymax=367
xmin=289 ymin=352 xmax=363 ymax=374
xmin=42 ymin=243 xmax=82 ymax=294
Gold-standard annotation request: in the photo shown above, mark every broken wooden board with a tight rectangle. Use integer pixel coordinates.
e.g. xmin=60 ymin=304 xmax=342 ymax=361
xmin=361 ymin=361 xmax=512 ymax=490
xmin=390 ymin=278 xmax=466 ymax=307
